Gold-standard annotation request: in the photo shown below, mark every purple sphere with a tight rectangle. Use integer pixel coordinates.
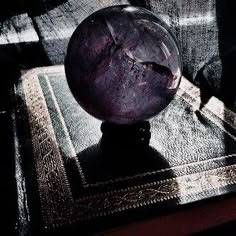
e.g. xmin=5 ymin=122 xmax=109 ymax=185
xmin=65 ymin=5 xmax=182 ymax=124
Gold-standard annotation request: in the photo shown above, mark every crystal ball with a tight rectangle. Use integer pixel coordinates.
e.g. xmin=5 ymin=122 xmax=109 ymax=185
xmin=65 ymin=5 xmax=182 ymax=124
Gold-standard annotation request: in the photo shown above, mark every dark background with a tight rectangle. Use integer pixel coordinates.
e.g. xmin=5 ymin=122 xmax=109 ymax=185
xmin=0 ymin=0 xmax=235 ymax=234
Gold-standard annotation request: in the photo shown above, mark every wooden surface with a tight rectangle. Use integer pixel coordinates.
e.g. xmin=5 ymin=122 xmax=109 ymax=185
xmin=96 ymin=195 xmax=236 ymax=235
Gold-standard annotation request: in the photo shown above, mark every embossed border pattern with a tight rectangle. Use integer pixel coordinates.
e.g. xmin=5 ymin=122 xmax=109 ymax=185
xmin=20 ymin=66 xmax=236 ymax=229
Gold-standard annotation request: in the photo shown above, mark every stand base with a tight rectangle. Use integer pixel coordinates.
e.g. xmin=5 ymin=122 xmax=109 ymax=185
xmin=100 ymin=121 xmax=151 ymax=148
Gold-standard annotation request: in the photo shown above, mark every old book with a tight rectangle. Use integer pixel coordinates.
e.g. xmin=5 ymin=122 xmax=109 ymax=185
xmin=13 ymin=65 xmax=236 ymax=235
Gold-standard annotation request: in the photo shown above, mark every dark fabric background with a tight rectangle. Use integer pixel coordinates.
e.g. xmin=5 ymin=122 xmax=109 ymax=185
xmin=0 ymin=0 xmax=235 ymax=234
xmin=1 ymin=0 xmax=235 ymax=109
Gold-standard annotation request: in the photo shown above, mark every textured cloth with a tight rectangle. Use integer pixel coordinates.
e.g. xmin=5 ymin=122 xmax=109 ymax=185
xmin=1 ymin=0 xmax=235 ymax=108
xmin=26 ymin=0 xmax=236 ymax=110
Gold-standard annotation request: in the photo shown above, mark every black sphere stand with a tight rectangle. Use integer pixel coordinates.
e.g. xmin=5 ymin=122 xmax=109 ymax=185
xmin=100 ymin=121 xmax=151 ymax=150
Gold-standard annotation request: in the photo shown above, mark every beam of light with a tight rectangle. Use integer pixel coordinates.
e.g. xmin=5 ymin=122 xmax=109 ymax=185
xmin=179 ymin=12 xmax=215 ymax=26
xmin=34 ymin=0 xmax=130 ymax=41
xmin=0 ymin=13 xmax=39 ymax=45
xmin=158 ymin=12 xmax=215 ymax=27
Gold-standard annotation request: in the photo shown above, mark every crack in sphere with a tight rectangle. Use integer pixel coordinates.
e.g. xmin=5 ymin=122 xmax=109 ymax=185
xmin=65 ymin=5 xmax=182 ymax=124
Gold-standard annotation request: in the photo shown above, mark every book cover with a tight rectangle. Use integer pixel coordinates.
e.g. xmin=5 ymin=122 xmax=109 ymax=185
xmin=13 ymin=65 xmax=236 ymax=234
